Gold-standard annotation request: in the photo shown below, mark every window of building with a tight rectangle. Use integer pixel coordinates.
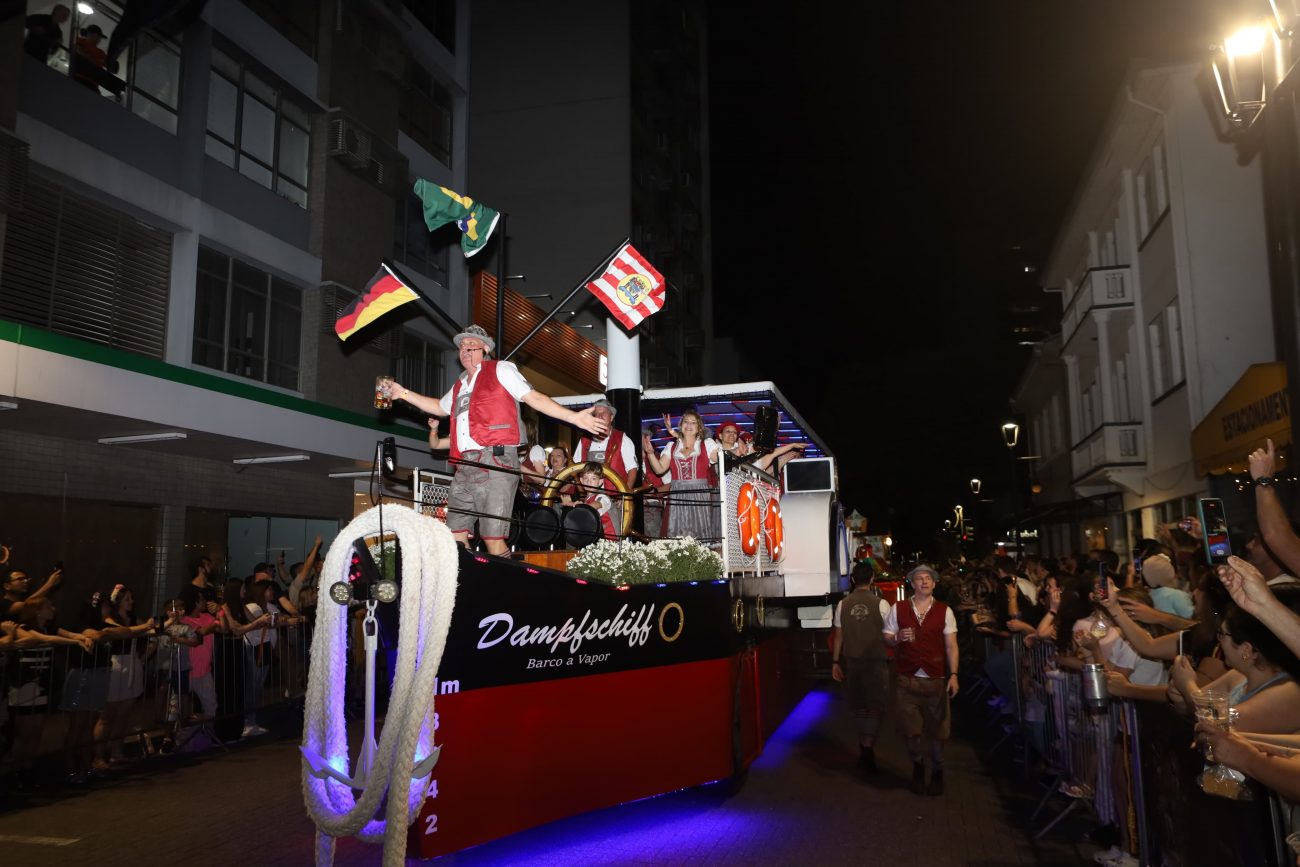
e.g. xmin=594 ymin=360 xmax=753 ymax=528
xmin=0 ymin=173 xmax=172 ymax=358
xmin=240 ymin=0 xmax=319 ymax=59
xmin=193 ymin=245 xmax=302 ymax=389
xmin=401 ymin=0 xmax=456 ymax=52
xmin=206 ymin=47 xmax=312 ymax=208
xmin=23 ymin=0 xmax=182 ymax=134
xmin=399 ymin=64 xmax=453 ymax=167
xmin=1148 ymin=315 xmax=1167 ymax=398
xmin=1165 ymin=303 xmax=1184 ymax=386
xmin=1137 ymin=138 xmax=1170 ymax=242
xmin=394 ymin=190 xmax=451 ymax=286
xmin=392 ymin=331 xmax=445 ymax=397
xmin=1147 ymin=301 xmax=1184 ymax=400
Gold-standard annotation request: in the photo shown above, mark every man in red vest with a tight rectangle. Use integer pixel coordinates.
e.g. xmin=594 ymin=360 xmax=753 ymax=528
xmin=394 ymin=325 xmax=608 ymax=556
xmin=572 ymin=399 xmax=638 ymax=489
xmin=883 ymin=564 xmax=959 ymax=795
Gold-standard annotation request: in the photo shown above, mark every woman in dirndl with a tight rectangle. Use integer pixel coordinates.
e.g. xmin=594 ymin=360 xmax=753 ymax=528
xmin=644 ymin=409 xmax=721 ymax=544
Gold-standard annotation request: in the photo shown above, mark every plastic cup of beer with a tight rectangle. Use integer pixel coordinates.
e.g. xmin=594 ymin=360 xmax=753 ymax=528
xmin=374 ymin=376 xmax=394 ymax=409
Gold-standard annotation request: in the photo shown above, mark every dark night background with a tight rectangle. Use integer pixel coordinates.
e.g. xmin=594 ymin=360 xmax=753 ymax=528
xmin=707 ymin=0 xmax=1227 ymax=550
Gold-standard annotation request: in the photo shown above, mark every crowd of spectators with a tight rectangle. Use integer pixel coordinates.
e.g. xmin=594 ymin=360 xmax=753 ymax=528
xmin=936 ymin=440 xmax=1300 ymax=865
xmin=0 ymin=541 xmax=323 ymax=790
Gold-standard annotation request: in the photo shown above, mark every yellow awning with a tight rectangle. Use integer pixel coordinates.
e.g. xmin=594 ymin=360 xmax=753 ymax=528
xmin=1190 ymin=362 xmax=1291 ymax=476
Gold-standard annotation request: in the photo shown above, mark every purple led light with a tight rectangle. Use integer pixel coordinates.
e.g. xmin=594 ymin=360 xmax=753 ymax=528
xmin=526 ymin=567 xmax=540 ymax=574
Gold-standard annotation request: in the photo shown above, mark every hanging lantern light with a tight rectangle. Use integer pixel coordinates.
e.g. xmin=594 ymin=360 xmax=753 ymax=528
xmin=1212 ymin=24 xmax=1270 ymax=130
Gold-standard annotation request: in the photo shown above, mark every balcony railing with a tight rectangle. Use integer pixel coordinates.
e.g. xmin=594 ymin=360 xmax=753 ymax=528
xmin=1061 ymin=266 xmax=1133 ymax=344
xmin=1071 ymin=422 xmax=1145 ymax=482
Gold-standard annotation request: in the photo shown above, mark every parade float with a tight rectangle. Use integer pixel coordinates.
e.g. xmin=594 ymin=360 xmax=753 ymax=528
xmin=393 ymin=381 xmax=851 ymax=860
xmin=305 ymin=199 xmax=852 ymax=863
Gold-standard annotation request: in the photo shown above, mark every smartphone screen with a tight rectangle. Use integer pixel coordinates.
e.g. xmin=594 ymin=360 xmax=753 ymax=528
xmin=1198 ymin=498 xmax=1232 ymax=565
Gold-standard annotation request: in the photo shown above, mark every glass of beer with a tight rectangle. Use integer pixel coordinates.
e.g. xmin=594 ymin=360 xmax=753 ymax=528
xmin=374 ymin=376 xmax=394 ymax=409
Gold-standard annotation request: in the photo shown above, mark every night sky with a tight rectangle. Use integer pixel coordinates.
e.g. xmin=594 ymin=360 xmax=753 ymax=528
xmin=708 ymin=0 xmax=1226 ymax=549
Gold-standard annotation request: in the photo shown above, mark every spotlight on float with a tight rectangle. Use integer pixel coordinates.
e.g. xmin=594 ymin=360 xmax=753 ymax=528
xmin=381 ymin=436 xmax=397 ymax=476
xmin=1212 ymin=23 xmax=1269 ymax=130
xmin=329 ymin=538 xmax=398 ymax=605
xmin=970 ymin=478 xmax=982 ymax=495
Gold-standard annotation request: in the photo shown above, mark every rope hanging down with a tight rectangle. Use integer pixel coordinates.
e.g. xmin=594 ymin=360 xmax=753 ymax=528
xmin=301 ymin=504 xmax=459 ymax=867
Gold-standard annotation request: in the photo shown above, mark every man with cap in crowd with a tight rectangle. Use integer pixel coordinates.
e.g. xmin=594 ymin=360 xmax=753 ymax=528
xmin=882 ymin=564 xmax=959 ymax=795
xmin=831 ymin=561 xmax=892 ymax=775
xmin=393 ymin=324 xmax=608 ymax=557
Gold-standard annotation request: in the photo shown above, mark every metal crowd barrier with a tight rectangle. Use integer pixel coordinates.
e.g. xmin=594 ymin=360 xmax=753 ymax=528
xmin=967 ymin=628 xmax=1290 ymax=867
xmin=1 ymin=620 xmax=314 ymax=787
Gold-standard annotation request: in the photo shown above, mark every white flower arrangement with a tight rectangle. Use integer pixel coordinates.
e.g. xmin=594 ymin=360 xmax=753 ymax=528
xmin=567 ymin=537 xmax=724 ymax=586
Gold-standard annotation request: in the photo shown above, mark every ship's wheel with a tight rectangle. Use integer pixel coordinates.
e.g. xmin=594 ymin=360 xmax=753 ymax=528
xmin=539 ymin=463 xmax=635 ymax=537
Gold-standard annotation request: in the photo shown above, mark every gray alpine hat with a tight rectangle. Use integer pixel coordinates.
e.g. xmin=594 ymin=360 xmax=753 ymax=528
xmin=907 ymin=564 xmax=939 ymax=584
xmin=453 ymin=324 xmax=495 ymax=354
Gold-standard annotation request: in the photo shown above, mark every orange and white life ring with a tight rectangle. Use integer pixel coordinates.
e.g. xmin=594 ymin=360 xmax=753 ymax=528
xmin=763 ymin=498 xmax=784 ymax=561
xmin=736 ymin=482 xmax=760 ymax=556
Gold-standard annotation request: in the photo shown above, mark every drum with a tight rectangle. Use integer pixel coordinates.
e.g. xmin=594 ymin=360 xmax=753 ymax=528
xmin=562 ymin=504 xmax=602 ymax=550
xmin=522 ymin=505 xmax=563 ymax=549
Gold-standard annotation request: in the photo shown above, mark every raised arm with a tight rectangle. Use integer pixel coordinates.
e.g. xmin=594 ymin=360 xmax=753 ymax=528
xmin=520 ymin=391 xmax=609 ymax=437
xmin=642 ymin=435 xmax=670 ymax=476
xmin=290 ymin=535 xmax=323 ymax=607
xmin=1249 ymin=439 xmax=1300 ymax=574
xmin=1099 ymin=578 xmax=1180 ymax=660
xmin=392 ymin=381 xmax=450 ymax=418
xmin=25 ymin=568 xmax=63 ymax=604
xmin=1219 ymin=556 xmax=1300 ymax=663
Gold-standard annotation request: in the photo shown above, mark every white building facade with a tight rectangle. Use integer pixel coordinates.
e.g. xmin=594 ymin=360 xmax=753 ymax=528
xmin=1035 ymin=62 xmax=1274 ymax=553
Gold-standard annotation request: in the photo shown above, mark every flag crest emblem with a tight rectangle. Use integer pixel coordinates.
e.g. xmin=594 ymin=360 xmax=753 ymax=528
xmin=586 ymin=243 xmax=666 ymax=330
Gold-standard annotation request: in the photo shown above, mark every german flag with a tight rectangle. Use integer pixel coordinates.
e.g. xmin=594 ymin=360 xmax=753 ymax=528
xmin=335 ymin=264 xmax=420 ymax=341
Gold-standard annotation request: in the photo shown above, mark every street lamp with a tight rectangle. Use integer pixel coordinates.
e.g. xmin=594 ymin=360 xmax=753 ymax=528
xmin=1001 ymin=421 xmax=1020 ymax=449
xmin=1212 ymin=23 xmax=1270 ymax=129
xmin=884 ymin=535 xmax=893 ymax=549
xmin=970 ymin=478 xmax=981 ymax=495
xmin=1002 ymin=421 xmax=1021 ymax=559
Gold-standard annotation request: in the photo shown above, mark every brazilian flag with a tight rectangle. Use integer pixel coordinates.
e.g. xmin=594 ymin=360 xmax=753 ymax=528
xmin=413 ymin=179 xmax=501 ymax=258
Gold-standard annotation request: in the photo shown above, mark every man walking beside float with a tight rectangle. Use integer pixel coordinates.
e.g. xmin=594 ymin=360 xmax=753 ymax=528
xmin=392 ymin=324 xmax=608 ymax=557
xmin=883 ymin=564 xmax=959 ymax=795
xmin=831 ymin=561 xmax=891 ymax=775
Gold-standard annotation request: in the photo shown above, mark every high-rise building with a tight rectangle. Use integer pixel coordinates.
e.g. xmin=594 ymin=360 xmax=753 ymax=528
xmin=0 ymin=0 xmax=487 ymax=607
xmin=468 ymin=0 xmax=713 ymax=387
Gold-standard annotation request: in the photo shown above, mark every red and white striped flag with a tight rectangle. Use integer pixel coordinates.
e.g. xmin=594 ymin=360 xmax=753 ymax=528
xmin=585 ymin=243 xmax=666 ymax=330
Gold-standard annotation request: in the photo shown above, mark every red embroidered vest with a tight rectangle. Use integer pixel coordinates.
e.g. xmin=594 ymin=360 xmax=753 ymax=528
xmin=585 ymin=494 xmax=618 ymax=538
xmin=448 ymin=360 xmax=522 ymax=459
xmin=893 ymin=598 xmax=948 ymax=677
xmin=578 ymin=429 xmax=630 ymax=487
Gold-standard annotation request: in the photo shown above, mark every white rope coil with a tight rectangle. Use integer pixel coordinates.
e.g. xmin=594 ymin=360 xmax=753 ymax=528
xmin=301 ymin=504 xmax=459 ymax=867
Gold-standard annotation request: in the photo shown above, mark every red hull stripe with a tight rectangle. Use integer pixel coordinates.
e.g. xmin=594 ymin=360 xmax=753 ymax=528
xmin=409 ymin=657 xmax=737 ymax=859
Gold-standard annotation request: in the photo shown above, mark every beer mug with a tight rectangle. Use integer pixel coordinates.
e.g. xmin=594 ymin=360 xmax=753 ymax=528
xmin=374 ymin=376 xmax=394 ymax=409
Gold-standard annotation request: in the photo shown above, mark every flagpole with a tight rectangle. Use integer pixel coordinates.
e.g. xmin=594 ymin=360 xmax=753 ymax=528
xmin=494 ymin=212 xmax=508 ymax=355
xmin=503 ymin=237 xmax=629 ymax=362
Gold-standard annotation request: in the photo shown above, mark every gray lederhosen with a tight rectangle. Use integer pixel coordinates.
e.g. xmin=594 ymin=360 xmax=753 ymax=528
xmin=446 ymin=390 xmax=523 ymax=541
xmin=840 ymin=587 xmax=889 ymax=738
